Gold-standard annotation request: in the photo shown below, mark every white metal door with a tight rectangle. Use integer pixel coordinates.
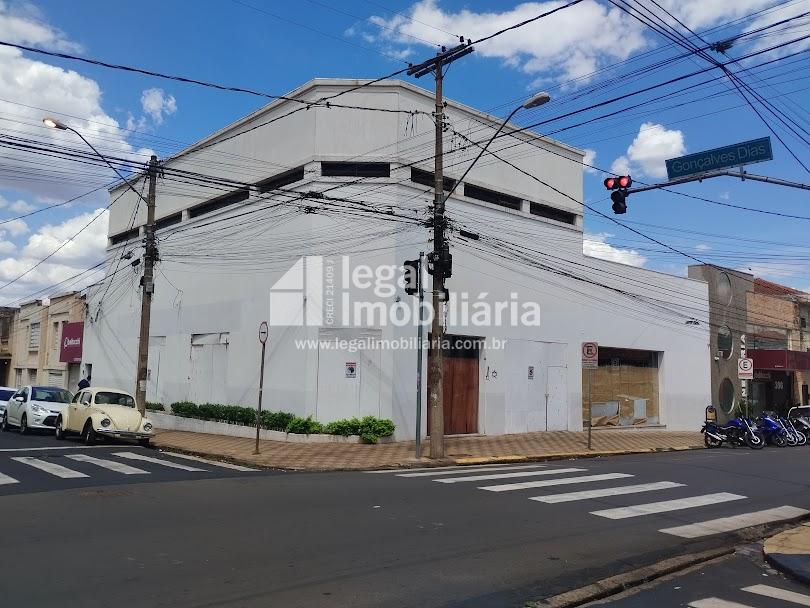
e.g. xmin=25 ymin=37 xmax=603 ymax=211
xmin=189 ymin=345 xmax=212 ymax=404
xmin=546 ymin=366 xmax=568 ymax=431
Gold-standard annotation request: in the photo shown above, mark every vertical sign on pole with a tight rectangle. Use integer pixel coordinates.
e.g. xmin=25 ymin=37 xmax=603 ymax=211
xmin=582 ymin=342 xmax=599 ymax=450
xmin=740 ymin=333 xmax=748 ymax=416
xmin=415 ymin=251 xmax=425 ymax=459
xmin=254 ymin=321 xmax=269 ymax=455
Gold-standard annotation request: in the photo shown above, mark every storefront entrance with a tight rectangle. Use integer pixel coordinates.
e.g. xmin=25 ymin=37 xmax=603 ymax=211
xmin=428 ymin=335 xmax=481 ymax=435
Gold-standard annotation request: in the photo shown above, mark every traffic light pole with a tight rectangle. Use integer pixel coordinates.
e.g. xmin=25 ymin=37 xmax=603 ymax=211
xmin=626 ymin=169 xmax=810 ymax=195
xmin=415 ymin=251 xmax=425 ymax=459
xmin=135 ymin=155 xmax=159 ymax=415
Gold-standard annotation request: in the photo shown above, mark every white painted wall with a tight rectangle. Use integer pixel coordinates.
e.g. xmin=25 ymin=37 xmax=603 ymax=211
xmin=86 ymin=79 xmax=710 ymax=441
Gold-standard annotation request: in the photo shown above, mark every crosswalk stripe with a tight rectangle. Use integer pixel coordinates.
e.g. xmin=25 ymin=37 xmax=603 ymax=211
xmin=12 ymin=456 xmax=89 ymax=479
xmin=434 ymin=468 xmax=586 ymax=484
xmin=0 ymin=471 xmax=19 ymax=485
xmin=398 ymin=464 xmax=549 ymax=477
xmin=689 ymin=599 xmax=755 ymax=608
xmin=160 ymin=452 xmax=258 ymax=471
xmin=743 ymin=584 xmax=810 ymax=606
xmin=530 ymin=481 xmax=685 ymax=504
xmin=112 ymin=452 xmax=206 ymax=472
xmin=481 ymin=473 xmax=633 ymax=492
xmin=590 ymin=492 xmax=746 ymax=520
xmin=660 ymin=506 xmax=810 ymax=538
xmin=365 ymin=463 xmax=526 ymax=474
xmin=66 ymin=454 xmax=149 ymax=475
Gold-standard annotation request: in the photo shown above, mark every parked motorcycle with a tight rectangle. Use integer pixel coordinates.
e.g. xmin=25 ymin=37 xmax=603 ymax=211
xmin=756 ymin=411 xmax=790 ymax=447
xmin=780 ymin=412 xmax=807 ymax=446
xmin=702 ymin=415 xmax=765 ymax=449
xmin=789 ymin=406 xmax=810 ymax=444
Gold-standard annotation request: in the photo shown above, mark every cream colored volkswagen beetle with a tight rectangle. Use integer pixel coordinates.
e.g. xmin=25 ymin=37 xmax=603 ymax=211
xmin=55 ymin=387 xmax=155 ymax=446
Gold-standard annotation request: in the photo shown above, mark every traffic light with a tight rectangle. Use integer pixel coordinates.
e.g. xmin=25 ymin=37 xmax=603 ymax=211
xmin=604 ymin=175 xmax=632 ymax=214
xmin=403 ymin=258 xmax=420 ymax=295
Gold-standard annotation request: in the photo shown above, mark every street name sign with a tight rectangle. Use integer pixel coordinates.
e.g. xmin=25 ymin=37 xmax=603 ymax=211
xmin=738 ymin=357 xmax=754 ymax=380
xmin=665 ymin=137 xmax=772 ymax=180
xmin=582 ymin=342 xmax=598 ymax=369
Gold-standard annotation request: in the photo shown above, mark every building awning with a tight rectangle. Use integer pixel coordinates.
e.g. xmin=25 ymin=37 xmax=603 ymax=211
xmin=749 ymin=348 xmax=810 ymax=372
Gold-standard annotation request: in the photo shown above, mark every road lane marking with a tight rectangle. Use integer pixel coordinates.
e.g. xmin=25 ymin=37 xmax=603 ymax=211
xmin=481 ymin=473 xmax=633 ymax=492
xmin=530 ymin=481 xmax=685 ymax=503
xmin=0 ymin=445 xmax=138 ymax=452
xmin=591 ymin=492 xmax=746 ymax=520
xmin=742 ymin=584 xmax=810 ymax=605
xmin=398 ymin=464 xmax=549 ymax=477
xmin=0 ymin=471 xmax=19 ymax=485
xmin=365 ymin=463 xmax=531 ymax=474
xmin=12 ymin=456 xmax=89 ymax=479
xmin=66 ymin=454 xmax=149 ymax=475
xmin=112 ymin=452 xmax=206 ymax=472
xmin=689 ymin=599 xmax=755 ymax=608
xmin=160 ymin=452 xmax=258 ymax=471
xmin=435 ymin=468 xmax=586 ymax=484
xmin=660 ymin=506 xmax=810 ymax=538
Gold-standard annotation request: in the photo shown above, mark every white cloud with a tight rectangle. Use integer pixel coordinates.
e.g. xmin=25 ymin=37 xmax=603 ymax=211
xmin=719 ymin=191 xmax=730 ymax=200
xmin=744 ymin=1 xmax=810 ymax=59
xmin=0 ymin=0 xmax=81 ymax=52
xmin=582 ymin=148 xmax=597 ymax=174
xmin=4 ymin=218 xmax=28 ymax=237
xmin=367 ymin=0 xmax=648 ymax=82
xmin=695 ymin=243 xmax=712 ymax=251
xmin=9 ymin=199 xmax=35 ymax=213
xmin=610 ymin=122 xmax=685 ymax=179
xmin=657 ymin=0 xmax=782 ymax=31
xmin=583 ymin=232 xmax=647 ymax=267
xmin=0 ymin=240 xmax=14 ymax=254
xmin=140 ymin=88 xmax=177 ymax=124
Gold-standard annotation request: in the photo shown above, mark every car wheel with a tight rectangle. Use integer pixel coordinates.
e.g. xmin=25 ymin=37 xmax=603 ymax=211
xmin=55 ymin=417 xmax=65 ymax=440
xmin=0 ymin=412 xmax=7 ymax=432
xmin=138 ymin=438 xmax=150 ymax=448
xmin=19 ymin=414 xmax=28 ymax=435
xmin=82 ymin=422 xmax=96 ymax=446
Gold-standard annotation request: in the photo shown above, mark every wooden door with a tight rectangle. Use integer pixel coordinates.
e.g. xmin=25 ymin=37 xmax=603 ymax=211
xmin=428 ymin=335 xmax=480 ymax=435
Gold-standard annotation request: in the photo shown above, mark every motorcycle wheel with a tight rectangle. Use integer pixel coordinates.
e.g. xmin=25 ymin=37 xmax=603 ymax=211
xmin=772 ymin=433 xmax=788 ymax=448
xmin=786 ymin=432 xmax=798 ymax=447
xmin=796 ymin=430 xmax=808 ymax=446
xmin=704 ymin=433 xmax=722 ymax=449
xmin=745 ymin=432 xmax=765 ymax=450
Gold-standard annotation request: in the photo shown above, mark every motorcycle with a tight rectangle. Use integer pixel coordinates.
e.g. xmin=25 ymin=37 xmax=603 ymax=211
xmin=789 ymin=406 xmax=810 ymax=444
xmin=780 ymin=412 xmax=807 ymax=446
xmin=702 ymin=414 xmax=765 ymax=449
xmin=757 ymin=411 xmax=790 ymax=447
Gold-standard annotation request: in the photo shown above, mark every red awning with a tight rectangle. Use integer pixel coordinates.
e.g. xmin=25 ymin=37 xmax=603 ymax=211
xmin=749 ymin=348 xmax=810 ymax=372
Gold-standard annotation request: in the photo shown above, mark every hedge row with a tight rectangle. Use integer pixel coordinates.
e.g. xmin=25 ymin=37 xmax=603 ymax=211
xmin=154 ymin=401 xmax=395 ymax=443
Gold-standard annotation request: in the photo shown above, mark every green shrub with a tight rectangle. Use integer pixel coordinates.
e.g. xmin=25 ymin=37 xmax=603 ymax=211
xmin=324 ymin=417 xmax=361 ymax=436
xmin=145 ymin=402 xmax=164 ymax=412
xmin=285 ymin=415 xmax=323 ymax=435
xmin=170 ymin=401 xmax=199 ymax=418
xmin=261 ymin=410 xmax=295 ymax=432
xmin=323 ymin=416 xmax=395 ymax=443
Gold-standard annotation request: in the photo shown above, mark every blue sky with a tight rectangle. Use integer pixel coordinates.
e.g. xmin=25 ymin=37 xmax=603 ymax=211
xmin=1 ymin=0 xmax=809 ymax=302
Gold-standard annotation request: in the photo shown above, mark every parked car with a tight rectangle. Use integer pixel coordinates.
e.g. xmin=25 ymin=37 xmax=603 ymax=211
xmin=56 ymin=387 xmax=154 ymax=446
xmin=1 ymin=385 xmax=73 ymax=434
xmin=0 ymin=386 xmax=16 ymax=424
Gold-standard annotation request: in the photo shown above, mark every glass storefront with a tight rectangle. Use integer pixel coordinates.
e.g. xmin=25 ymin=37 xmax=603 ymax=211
xmin=583 ymin=347 xmax=660 ymax=427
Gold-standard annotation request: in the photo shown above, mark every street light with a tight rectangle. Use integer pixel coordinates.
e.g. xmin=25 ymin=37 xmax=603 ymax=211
xmin=42 ymin=117 xmax=67 ymax=130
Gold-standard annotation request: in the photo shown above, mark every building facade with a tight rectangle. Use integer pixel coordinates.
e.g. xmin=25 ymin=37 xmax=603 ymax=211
xmin=9 ymin=293 xmax=86 ymax=391
xmin=83 ymin=79 xmax=710 ymax=439
xmin=0 ymin=307 xmax=14 ymax=386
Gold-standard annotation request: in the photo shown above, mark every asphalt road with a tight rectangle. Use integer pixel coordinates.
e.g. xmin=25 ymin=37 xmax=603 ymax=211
xmin=2 ymin=428 xmax=810 ymax=608
xmin=586 ymin=544 xmax=810 ymax=607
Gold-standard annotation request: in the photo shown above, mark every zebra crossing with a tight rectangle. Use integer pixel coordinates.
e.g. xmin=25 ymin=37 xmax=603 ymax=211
xmin=689 ymin=586 xmax=810 ymax=607
xmin=368 ymin=462 xmax=809 ymax=538
xmin=0 ymin=448 xmax=259 ymax=491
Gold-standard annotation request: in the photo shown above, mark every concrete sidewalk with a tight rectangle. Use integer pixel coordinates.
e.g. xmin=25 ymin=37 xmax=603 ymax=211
xmin=764 ymin=523 xmax=810 ymax=585
xmin=151 ymin=428 xmax=703 ymax=470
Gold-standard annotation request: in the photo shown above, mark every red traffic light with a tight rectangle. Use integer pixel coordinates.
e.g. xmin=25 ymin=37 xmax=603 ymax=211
xmin=604 ymin=175 xmax=632 ymax=190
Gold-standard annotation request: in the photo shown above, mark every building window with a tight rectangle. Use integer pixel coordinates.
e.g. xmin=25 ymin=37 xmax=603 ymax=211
xmin=14 ymin=368 xmax=22 ymax=388
xmin=51 ymin=321 xmax=60 ymax=351
xmin=110 ymin=227 xmax=139 ymax=246
xmin=410 ymin=167 xmax=457 ymax=192
xmin=717 ymin=325 xmax=733 ymax=359
xmin=256 ymin=166 xmax=306 ymax=193
xmin=188 ymin=189 xmax=250 ymax=219
xmin=321 ymin=162 xmax=390 ymax=178
xmin=463 ymin=183 xmax=522 ymax=210
xmin=529 ymin=201 xmax=576 ymax=225
xmin=802 ymin=317 xmax=807 ymax=329
xmin=716 ymin=271 xmax=733 ymax=306
xmin=719 ymin=378 xmax=735 ymax=414
xmin=583 ymin=347 xmax=660 ymax=427
xmin=29 ymin=322 xmax=40 ymax=350
xmin=155 ymin=213 xmax=182 ymax=231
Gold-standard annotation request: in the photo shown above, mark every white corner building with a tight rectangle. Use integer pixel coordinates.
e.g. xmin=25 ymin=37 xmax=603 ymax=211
xmin=83 ymin=78 xmax=710 ymax=440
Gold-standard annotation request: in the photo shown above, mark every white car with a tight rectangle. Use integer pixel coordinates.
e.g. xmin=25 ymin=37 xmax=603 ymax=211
xmin=0 ymin=386 xmax=15 ymax=424
xmin=1 ymin=385 xmax=73 ymax=434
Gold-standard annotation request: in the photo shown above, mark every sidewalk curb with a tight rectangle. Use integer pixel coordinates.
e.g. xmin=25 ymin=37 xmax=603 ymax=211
xmin=763 ymin=523 xmax=810 ymax=586
xmin=450 ymin=446 xmax=700 ymax=467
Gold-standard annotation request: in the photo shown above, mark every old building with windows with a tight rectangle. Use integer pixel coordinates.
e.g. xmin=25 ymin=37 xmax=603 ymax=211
xmin=9 ymin=292 xmax=86 ymax=391
xmin=83 ymin=78 xmax=710 ymax=440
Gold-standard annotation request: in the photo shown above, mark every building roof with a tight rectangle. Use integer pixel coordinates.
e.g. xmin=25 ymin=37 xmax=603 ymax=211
xmin=753 ymin=278 xmax=804 ymax=297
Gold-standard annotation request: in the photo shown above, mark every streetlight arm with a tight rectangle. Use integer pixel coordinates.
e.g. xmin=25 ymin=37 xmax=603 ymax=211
xmin=65 ymin=126 xmax=152 ymax=205
xmin=441 ymin=104 xmax=523 ymax=203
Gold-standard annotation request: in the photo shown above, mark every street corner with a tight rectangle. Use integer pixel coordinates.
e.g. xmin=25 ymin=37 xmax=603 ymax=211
xmin=764 ymin=522 xmax=810 ymax=585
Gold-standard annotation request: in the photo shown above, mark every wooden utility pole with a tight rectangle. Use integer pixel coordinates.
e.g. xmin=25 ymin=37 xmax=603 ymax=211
xmin=135 ymin=155 xmax=159 ymax=415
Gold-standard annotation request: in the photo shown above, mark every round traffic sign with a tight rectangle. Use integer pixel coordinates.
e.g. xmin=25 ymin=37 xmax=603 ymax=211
xmin=259 ymin=321 xmax=269 ymax=344
xmin=738 ymin=358 xmax=753 ymax=373
xmin=582 ymin=342 xmax=598 ymax=359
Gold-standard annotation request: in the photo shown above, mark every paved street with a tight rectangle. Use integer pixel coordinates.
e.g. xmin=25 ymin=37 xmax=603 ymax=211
xmin=586 ymin=545 xmax=810 ymax=607
xmin=1 ymin=429 xmax=810 ymax=607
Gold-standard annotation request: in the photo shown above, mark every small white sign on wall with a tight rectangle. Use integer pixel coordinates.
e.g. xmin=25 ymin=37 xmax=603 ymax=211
xmin=345 ymin=361 xmax=357 ymax=378
xmin=528 ymin=366 xmax=535 ymax=380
